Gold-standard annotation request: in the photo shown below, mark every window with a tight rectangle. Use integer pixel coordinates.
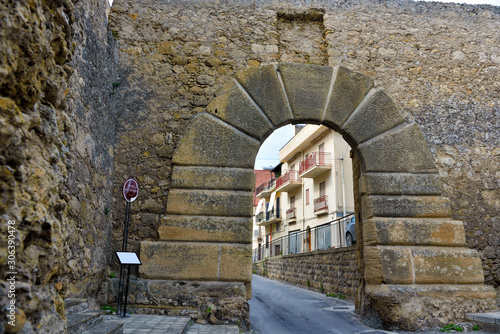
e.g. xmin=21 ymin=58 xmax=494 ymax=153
xmin=319 ymin=181 xmax=326 ymax=197
xmin=266 ymin=234 xmax=269 ymax=248
xmin=276 ymin=196 xmax=280 ymax=218
xmin=290 ymin=195 xmax=295 ymax=208
xmin=290 ymin=163 xmax=295 ymax=171
xmin=306 ymin=189 xmax=310 ymax=205
xmin=276 ymin=222 xmax=280 ymax=232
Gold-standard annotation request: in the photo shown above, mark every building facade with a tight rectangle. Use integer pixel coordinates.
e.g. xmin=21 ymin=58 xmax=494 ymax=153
xmin=253 ymin=125 xmax=355 ymax=261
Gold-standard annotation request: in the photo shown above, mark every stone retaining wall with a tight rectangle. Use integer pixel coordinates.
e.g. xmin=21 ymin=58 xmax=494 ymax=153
xmin=253 ymin=247 xmax=360 ymax=299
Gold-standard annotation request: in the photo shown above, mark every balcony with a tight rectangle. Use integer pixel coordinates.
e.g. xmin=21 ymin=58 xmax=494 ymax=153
xmin=299 ymin=152 xmax=332 ymax=179
xmin=275 ymin=170 xmax=301 ymax=193
xmin=286 ymin=207 xmax=297 ymax=223
xmin=256 ymin=211 xmax=282 ymax=226
xmin=314 ymin=195 xmax=328 ymax=215
xmin=256 ymin=178 xmax=276 ymax=198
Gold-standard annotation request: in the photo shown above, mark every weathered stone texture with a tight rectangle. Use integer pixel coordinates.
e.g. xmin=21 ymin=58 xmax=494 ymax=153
xmin=253 ymin=247 xmax=360 ymax=300
xmin=1 ymin=0 xmax=117 ymax=332
xmin=107 ymin=278 xmax=249 ymax=327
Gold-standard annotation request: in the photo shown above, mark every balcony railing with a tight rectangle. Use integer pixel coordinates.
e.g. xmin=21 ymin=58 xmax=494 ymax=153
xmin=255 ymin=209 xmax=281 ymax=226
xmin=276 ymin=170 xmax=299 ymax=188
xmin=256 ymin=178 xmax=276 ymax=197
xmin=286 ymin=207 xmax=296 ymax=221
xmin=252 ymin=213 xmax=355 ymax=261
xmin=275 ymin=170 xmax=301 ymax=193
xmin=314 ymin=195 xmax=328 ymax=212
xmin=299 ymin=152 xmax=332 ymax=178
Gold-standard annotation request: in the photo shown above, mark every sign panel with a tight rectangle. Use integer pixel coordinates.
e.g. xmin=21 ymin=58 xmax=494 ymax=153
xmin=116 ymin=252 xmax=141 ymax=265
xmin=123 ymin=179 xmax=139 ymax=202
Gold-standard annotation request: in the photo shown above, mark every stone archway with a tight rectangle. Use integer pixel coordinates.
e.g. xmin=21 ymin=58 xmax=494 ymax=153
xmin=140 ymin=63 xmax=496 ymax=330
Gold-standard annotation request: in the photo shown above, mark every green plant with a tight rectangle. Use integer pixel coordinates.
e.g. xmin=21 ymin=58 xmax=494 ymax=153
xmin=472 ymin=325 xmax=479 ymax=331
xmin=319 ymin=278 xmax=324 ymax=293
xmin=440 ymin=324 xmax=464 ymax=332
xmin=104 ymin=207 xmax=110 ymax=215
xmin=306 ymin=279 xmax=310 ymax=289
xmin=207 ymin=307 xmax=212 ymax=313
xmin=101 ymin=305 xmax=117 ymax=313
xmin=326 ymin=293 xmax=337 ymax=298
xmin=111 ymin=29 xmax=119 ymax=38
xmin=112 ymin=82 xmax=121 ymax=89
xmin=109 ymin=272 xmax=116 ymax=278
xmin=337 ymin=294 xmax=346 ymax=299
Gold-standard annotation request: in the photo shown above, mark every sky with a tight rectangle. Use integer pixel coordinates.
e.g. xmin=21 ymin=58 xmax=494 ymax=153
xmin=255 ymin=125 xmax=295 ymax=170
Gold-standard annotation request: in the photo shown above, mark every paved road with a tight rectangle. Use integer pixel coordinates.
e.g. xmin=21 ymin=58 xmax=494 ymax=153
xmin=248 ymin=275 xmax=495 ymax=334
xmin=249 ymin=275 xmax=383 ymax=334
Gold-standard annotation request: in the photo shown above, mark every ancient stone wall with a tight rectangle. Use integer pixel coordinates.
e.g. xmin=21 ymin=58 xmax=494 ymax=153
xmin=109 ymin=0 xmax=499 ymax=302
xmin=0 ymin=0 xmax=118 ymax=332
xmin=253 ymin=247 xmax=360 ymax=299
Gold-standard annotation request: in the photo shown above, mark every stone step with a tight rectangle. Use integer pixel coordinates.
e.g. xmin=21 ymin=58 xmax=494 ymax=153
xmin=465 ymin=311 xmax=500 ymax=329
xmin=64 ymin=298 xmax=89 ymax=316
xmin=83 ymin=319 xmax=123 ymax=334
xmin=67 ymin=310 xmax=107 ymax=334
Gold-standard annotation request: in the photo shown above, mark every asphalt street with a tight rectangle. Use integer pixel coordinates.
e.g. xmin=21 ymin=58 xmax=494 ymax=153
xmin=248 ymin=275 xmax=494 ymax=334
xmin=248 ymin=275 xmax=382 ymax=334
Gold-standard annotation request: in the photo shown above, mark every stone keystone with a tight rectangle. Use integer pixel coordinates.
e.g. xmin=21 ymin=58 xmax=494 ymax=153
xmin=278 ymin=62 xmax=333 ymax=122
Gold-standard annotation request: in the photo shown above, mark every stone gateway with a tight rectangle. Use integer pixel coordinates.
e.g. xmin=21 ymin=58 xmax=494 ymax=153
xmin=0 ymin=0 xmax=499 ymax=332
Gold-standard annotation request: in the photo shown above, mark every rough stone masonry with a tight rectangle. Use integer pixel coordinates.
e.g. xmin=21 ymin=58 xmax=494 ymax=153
xmin=0 ymin=0 xmax=498 ymax=332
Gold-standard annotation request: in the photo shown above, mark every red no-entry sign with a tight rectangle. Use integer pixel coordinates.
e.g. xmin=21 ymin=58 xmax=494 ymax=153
xmin=123 ymin=179 xmax=139 ymax=202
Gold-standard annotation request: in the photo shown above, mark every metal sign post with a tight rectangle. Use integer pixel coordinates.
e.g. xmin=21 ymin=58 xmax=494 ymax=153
xmin=116 ymin=252 xmax=142 ymax=317
xmin=117 ymin=178 xmax=139 ymax=317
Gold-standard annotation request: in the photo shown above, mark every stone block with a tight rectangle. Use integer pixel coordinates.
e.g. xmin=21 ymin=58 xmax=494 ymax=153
xmin=219 ymin=244 xmax=252 ymax=282
xmin=379 ymin=247 xmax=413 ymax=284
xmin=206 ymin=86 xmax=273 ymax=140
xmin=363 ymin=218 xmax=466 ymax=247
xmin=234 ymin=65 xmax=293 ymax=127
xmin=363 ymin=246 xmax=384 ymax=285
xmin=359 ymin=172 xmax=442 ymax=196
xmin=171 ymin=166 xmax=255 ymax=191
xmin=342 ymin=89 xmax=404 ymax=144
xmin=358 ymin=123 xmax=438 ymax=173
xmin=362 ymin=195 xmax=452 ymax=219
xmin=323 ymin=66 xmax=374 ymax=130
xmin=278 ymin=62 xmax=333 ymax=122
xmin=365 ymin=284 xmax=497 ymax=330
xmin=158 ymin=215 xmax=252 ymax=244
xmin=172 ymin=113 xmax=260 ymax=168
xmin=166 ymin=189 xmax=253 ymax=217
xmin=412 ymin=248 xmax=485 ymax=284
xmin=139 ymin=241 xmax=219 ymax=280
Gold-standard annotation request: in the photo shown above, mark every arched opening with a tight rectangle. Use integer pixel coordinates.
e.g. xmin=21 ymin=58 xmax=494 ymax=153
xmin=141 ymin=63 xmax=494 ymax=330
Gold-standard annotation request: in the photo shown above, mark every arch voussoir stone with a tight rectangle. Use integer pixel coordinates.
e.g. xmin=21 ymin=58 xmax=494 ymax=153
xmin=172 ymin=113 xmax=259 ymax=168
xmin=358 ymin=123 xmax=438 ymax=173
xmin=234 ymin=65 xmax=294 ymax=127
xmin=206 ymin=82 xmax=273 ymax=141
xmin=322 ymin=66 xmax=374 ymax=129
xmin=342 ymin=89 xmax=404 ymax=145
